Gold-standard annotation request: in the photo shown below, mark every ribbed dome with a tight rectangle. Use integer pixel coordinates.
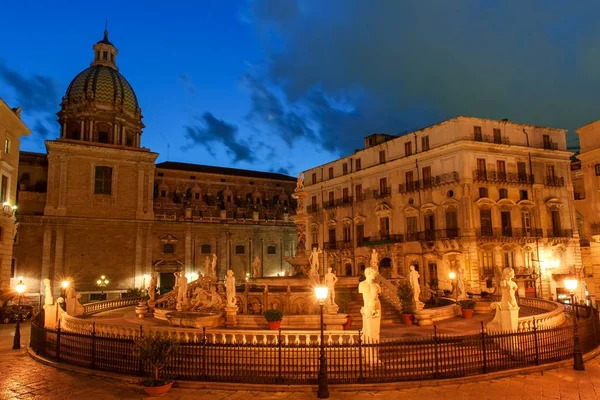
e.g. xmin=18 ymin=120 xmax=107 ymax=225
xmin=64 ymin=65 xmax=140 ymax=114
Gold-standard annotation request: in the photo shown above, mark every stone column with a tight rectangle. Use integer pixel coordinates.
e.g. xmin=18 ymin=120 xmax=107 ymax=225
xmin=54 ymin=225 xmax=65 ymax=289
xmin=121 ymin=126 xmax=126 ymax=145
xmin=89 ymin=120 xmax=94 ymax=141
xmin=80 ymin=120 xmax=85 ymax=140
xmin=41 ymin=225 xmax=53 ymax=294
xmin=134 ymin=224 xmax=143 ymax=289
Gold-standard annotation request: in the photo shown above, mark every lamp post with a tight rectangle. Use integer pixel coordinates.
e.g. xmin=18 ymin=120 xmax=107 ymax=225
xmin=448 ymin=271 xmax=457 ymax=302
xmin=12 ymin=278 xmax=26 ymax=350
xmin=60 ymin=280 xmax=70 ymax=310
xmin=314 ymin=285 xmax=329 ymax=399
xmin=564 ymin=278 xmax=585 ymax=371
xmin=530 ymin=270 xmax=539 ymax=298
xmin=96 ymin=275 xmax=109 ymax=299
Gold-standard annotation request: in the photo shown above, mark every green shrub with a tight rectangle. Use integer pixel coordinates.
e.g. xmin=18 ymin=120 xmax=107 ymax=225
xmin=457 ymin=299 xmax=477 ymax=309
xmin=133 ymin=335 xmax=179 ymax=384
xmin=264 ymin=309 xmax=284 ymax=322
xmin=397 ymin=283 xmax=415 ymax=314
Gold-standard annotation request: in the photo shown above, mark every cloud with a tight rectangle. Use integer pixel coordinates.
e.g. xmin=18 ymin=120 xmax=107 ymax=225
xmin=183 ymin=112 xmax=254 ymax=163
xmin=245 ymin=0 xmax=600 ymax=153
xmin=178 ymin=73 xmax=196 ymax=96
xmin=0 ymin=60 xmax=60 ymax=138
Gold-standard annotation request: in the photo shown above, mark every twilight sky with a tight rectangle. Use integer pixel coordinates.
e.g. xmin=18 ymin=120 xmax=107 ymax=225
xmin=0 ymin=0 xmax=598 ymax=176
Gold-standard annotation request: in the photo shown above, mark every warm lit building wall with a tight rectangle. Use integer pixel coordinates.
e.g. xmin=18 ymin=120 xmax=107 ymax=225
xmin=0 ymin=100 xmax=30 ymax=294
xmin=304 ymin=116 xmax=579 ymax=299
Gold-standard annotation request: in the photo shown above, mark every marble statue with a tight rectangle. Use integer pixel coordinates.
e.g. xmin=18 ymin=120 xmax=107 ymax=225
xmin=225 ymin=270 xmax=236 ymax=306
xmin=324 ymin=267 xmax=339 ymax=307
xmin=370 ymin=249 xmax=379 ymax=271
xmin=148 ymin=273 xmax=158 ymax=303
xmin=205 ymin=256 xmax=211 ymax=277
xmin=295 ymin=172 xmax=304 ymax=192
xmin=65 ymin=286 xmax=84 ymax=316
xmin=359 ymin=267 xmax=381 ymax=343
xmin=252 ymin=256 xmax=261 ymax=278
xmin=456 ymin=265 xmax=466 ymax=299
xmin=500 ymin=267 xmax=519 ymax=310
xmin=408 ymin=265 xmax=421 ymax=304
xmin=176 ymin=270 xmax=189 ymax=310
xmin=308 ymin=247 xmax=322 ymax=275
xmin=43 ymin=278 xmax=53 ymax=305
xmin=211 ymin=253 xmax=218 ymax=277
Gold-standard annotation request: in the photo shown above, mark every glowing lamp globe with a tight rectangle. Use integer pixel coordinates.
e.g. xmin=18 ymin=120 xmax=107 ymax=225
xmin=314 ymin=286 xmax=328 ymax=302
xmin=448 ymin=271 xmax=456 ymax=280
xmin=564 ymin=278 xmax=578 ymax=292
xmin=96 ymin=279 xmax=102 ymax=285
xmin=15 ymin=282 xmax=26 ymax=295
xmin=61 ymin=280 xmax=70 ymax=289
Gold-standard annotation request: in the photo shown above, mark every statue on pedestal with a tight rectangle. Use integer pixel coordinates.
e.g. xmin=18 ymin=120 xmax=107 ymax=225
xmin=308 ymin=247 xmax=322 ymax=276
xmin=487 ymin=267 xmax=520 ymax=333
xmin=500 ymin=268 xmax=519 ymax=310
xmin=204 ymin=256 xmax=211 ymax=277
xmin=295 ymin=172 xmax=304 ymax=192
xmin=148 ymin=273 xmax=158 ymax=305
xmin=211 ymin=253 xmax=217 ymax=278
xmin=408 ymin=265 xmax=421 ymax=304
xmin=252 ymin=256 xmax=261 ymax=278
xmin=176 ymin=270 xmax=189 ymax=310
xmin=324 ymin=267 xmax=339 ymax=310
xmin=225 ymin=270 xmax=236 ymax=307
xmin=359 ymin=267 xmax=381 ymax=343
xmin=65 ymin=285 xmax=85 ymax=316
xmin=43 ymin=278 xmax=53 ymax=305
xmin=370 ymin=249 xmax=379 ymax=272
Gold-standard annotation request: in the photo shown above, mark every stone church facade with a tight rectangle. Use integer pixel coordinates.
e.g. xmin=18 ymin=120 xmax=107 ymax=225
xmin=12 ymin=31 xmax=296 ymax=298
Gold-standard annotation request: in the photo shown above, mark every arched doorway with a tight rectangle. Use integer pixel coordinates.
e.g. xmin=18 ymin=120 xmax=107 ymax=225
xmin=344 ymin=263 xmax=353 ymax=276
xmin=379 ymin=257 xmax=392 ymax=279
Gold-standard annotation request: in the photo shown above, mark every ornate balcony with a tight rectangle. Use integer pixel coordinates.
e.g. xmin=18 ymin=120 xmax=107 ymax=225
xmin=323 ymin=241 xmax=353 ymax=250
xmin=358 ymin=234 xmax=404 ymax=246
xmin=546 ymin=229 xmax=573 ymax=238
xmin=306 ymin=204 xmax=319 ymax=213
xmin=477 ymin=227 xmax=543 ymax=239
xmin=398 ymin=172 xmax=459 ymax=193
xmin=545 ymin=176 xmax=564 ymax=187
xmin=543 ymin=141 xmax=559 ymax=150
xmin=473 ymin=169 xmax=534 ymax=184
xmin=373 ymin=187 xmax=392 ymax=199
xmin=473 ymin=133 xmax=510 ymax=145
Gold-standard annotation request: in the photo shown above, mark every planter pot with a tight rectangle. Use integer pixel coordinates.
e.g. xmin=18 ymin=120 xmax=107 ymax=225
xmin=142 ymin=380 xmax=173 ymax=397
xmin=268 ymin=321 xmax=282 ymax=330
xmin=461 ymin=309 xmax=474 ymax=319
xmin=401 ymin=313 xmax=413 ymax=326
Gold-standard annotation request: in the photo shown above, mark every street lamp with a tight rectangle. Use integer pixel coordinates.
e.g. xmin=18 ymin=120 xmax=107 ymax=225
xmin=448 ymin=271 xmax=458 ymax=301
xmin=96 ymin=275 xmax=109 ymax=299
xmin=60 ymin=280 xmax=70 ymax=310
xmin=314 ymin=285 xmax=329 ymax=399
xmin=564 ymin=278 xmax=584 ymax=371
xmin=12 ymin=278 xmax=26 ymax=350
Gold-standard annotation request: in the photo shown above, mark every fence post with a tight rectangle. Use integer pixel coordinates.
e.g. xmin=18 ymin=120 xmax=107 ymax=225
xmin=138 ymin=325 xmax=144 ymax=377
xmin=56 ymin=318 xmax=61 ymax=362
xmin=358 ymin=329 xmax=364 ymax=383
xmin=533 ymin=317 xmax=539 ymax=366
xmin=434 ymin=325 xmax=439 ymax=378
xmin=277 ymin=328 xmax=283 ymax=384
xmin=91 ymin=322 xmax=97 ymax=369
xmin=36 ymin=319 xmax=42 ymax=355
xmin=480 ymin=321 xmax=487 ymax=374
xmin=201 ymin=327 xmax=207 ymax=381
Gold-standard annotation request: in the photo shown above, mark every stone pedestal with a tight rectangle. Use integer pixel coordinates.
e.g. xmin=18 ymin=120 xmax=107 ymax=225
xmin=414 ymin=301 xmax=424 ymax=311
xmin=323 ymin=313 xmax=348 ymax=330
xmin=44 ymin=301 xmax=64 ymax=329
xmin=486 ymin=302 xmax=519 ymax=332
xmin=135 ymin=301 xmax=149 ymax=319
xmin=225 ymin=305 xmax=238 ymax=327
xmin=325 ymin=304 xmax=339 ymax=315
xmin=66 ymin=296 xmax=85 ymax=316
xmin=147 ymin=300 xmax=156 ymax=314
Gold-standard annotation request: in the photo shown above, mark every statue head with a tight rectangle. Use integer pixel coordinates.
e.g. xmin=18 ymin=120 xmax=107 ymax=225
xmin=502 ymin=267 xmax=514 ymax=279
xmin=409 ymin=265 xmax=415 ymax=271
xmin=327 ymin=267 xmax=332 ymax=273
xmin=227 ymin=269 xmax=234 ymax=277
xmin=364 ymin=267 xmax=378 ymax=281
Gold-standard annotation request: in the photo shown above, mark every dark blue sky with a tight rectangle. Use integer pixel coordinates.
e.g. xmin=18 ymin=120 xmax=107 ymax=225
xmin=1 ymin=1 xmax=597 ymax=175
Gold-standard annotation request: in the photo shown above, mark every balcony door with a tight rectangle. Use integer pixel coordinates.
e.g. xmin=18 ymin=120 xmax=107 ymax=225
xmin=501 ymin=211 xmax=512 ymax=236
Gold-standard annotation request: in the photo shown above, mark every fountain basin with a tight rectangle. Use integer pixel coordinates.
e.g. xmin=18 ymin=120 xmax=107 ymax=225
xmin=165 ymin=311 xmax=223 ymax=329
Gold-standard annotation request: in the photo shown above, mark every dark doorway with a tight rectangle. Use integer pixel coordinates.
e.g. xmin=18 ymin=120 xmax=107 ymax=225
xmin=379 ymin=257 xmax=392 ymax=279
xmin=159 ymin=272 xmax=176 ymax=295
xmin=345 ymin=263 xmax=353 ymax=276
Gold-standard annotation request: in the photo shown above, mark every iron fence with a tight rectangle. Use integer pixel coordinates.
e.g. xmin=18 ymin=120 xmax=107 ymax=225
xmin=30 ymin=310 xmax=600 ymax=384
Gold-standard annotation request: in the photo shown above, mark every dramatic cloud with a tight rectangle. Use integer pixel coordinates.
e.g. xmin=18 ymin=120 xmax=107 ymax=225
xmin=245 ymin=0 xmax=600 ymax=153
xmin=183 ymin=112 xmax=254 ymax=163
xmin=0 ymin=61 xmax=60 ymax=138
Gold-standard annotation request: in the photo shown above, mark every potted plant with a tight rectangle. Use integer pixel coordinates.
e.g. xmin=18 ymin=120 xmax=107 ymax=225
xmin=133 ymin=335 xmax=179 ymax=396
xmin=457 ymin=299 xmax=477 ymax=319
xmin=443 ymin=289 xmax=452 ymax=297
xmin=264 ymin=309 xmax=284 ymax=330
xmin=397 ymin=282 xmax=415 ymax=325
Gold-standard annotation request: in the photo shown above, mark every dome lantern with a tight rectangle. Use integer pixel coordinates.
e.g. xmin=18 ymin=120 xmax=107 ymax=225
xmin=91 ymin=30 xmax=119 ymax=70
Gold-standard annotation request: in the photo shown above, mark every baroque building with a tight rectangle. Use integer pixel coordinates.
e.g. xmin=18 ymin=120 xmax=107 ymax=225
xmin=0 ymin=99 xmax=30 ymax=296
xmin=303 ymin=116 xmax=582 ymax=300
xmin=13 ymin=31 xmax=296 ymax=299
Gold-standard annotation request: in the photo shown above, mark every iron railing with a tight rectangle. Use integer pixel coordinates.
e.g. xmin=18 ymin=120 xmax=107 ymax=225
xmin=323 ymin=241 xmax=353 ymax=250
xmin=358 ymin=234 xmax=404 ymax=246
xmin=30 ymin=309 xmax=600 ymax=384
xmin=398 ymin=172 xmax=459 ymax=193
xmin=546 ymin=229 xmax=573 ymax=238
xmin=473 ymin=133 xmax=510 ymax=145
xmin=306 ymin=204 xmax=319 ymax=213
xmin=477 ymin=228 xmax=543 ymax=238
xmin=545 ymin=176 xmax=565 ymax=187
xmin=473 ymin=170 xmax=534 ymax=184
xmin=543 ymin=141 xmax=559 ymax=150
xmin=373 ymin=188 xmax=392 ymax=199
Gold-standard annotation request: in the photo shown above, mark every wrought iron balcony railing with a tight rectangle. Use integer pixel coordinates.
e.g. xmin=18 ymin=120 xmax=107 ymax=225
xmin=543 ymin=141 xmax=559 ymax=150
xmin=545 ymin=176 xmax=564 ymax=187
xmin=398 ymin=172 xmax=459 ymax=193
xmin=473 ymin=169 xmax=534 ymax=184
xmin=477 ymin=227 xmax=543 ymax=238
xmin=306 ymin=204 xmax=319 ymax=213
xmin=373 ymin=188 xmax=392 ymax=199
xmin=546 ymin=229 xmax=573 ymax=238
xmin=473 ymin=133 xmax=510 ymax=145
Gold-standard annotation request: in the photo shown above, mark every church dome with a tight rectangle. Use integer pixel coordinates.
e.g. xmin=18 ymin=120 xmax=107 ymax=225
xmin=64 ymin=65 xmax=140 ymax=114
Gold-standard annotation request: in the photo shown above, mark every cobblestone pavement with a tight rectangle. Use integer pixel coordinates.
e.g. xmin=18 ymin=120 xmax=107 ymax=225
xmin=1 ymin=322 xmax=600 ymax=399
